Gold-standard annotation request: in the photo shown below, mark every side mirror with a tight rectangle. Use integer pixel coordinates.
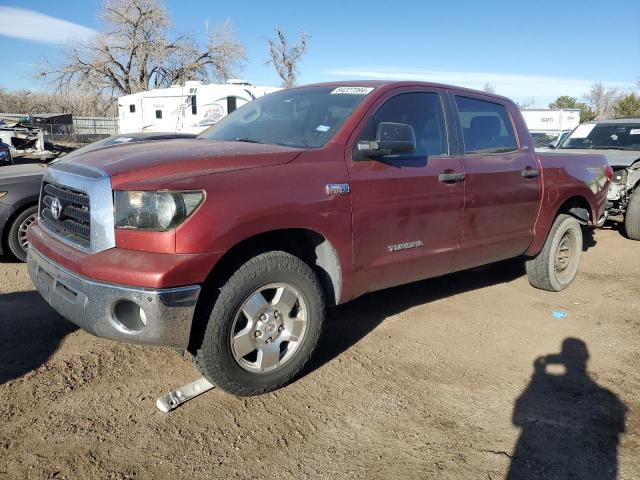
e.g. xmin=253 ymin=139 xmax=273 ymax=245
xmin=547 ymin=142 xmax=557 ymax=149
xmin=357 ymin=122 xmax=416 ymax=158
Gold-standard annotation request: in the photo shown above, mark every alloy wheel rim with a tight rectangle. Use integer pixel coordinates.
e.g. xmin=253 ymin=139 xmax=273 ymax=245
xmin=230 ymin=283 xmax=308 ymax=374
xmin=18 ymin=213 xmax=38 ymax=253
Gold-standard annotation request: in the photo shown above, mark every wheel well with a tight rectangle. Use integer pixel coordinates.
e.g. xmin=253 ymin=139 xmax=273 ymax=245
xmin=204 ymin=229 xmax=342 ymax=306
xmin=557 ymin=196 xmax=593 ymax=224
xmin=2 ymin=202 xmax=38 ymax=252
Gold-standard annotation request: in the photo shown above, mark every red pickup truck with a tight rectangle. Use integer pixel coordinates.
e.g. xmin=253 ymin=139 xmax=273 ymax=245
xmin=27 ymin=82 xmax=611 ymax=396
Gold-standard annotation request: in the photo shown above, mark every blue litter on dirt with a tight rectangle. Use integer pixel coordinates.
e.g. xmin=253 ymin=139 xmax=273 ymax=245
xmin=552 ymin=310 xmax=568 ymax=319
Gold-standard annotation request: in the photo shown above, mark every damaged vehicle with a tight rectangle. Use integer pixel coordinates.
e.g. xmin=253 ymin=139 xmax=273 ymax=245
xmin=0 ymin=118 xmax=45 ymax=155
xmin=0 ymin=141 xmax=12 ymax=166
xmin=553 ymin=118 xmax=640 ymax=239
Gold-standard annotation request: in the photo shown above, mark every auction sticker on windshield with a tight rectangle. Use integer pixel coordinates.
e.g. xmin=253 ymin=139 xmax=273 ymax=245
xmin=331 ymin=87 xmax=375 ymax=95
xmin=630 ymin=129 xmax=640 ymax=135
xmin=571 ymin=124 xmax=597 ymax=139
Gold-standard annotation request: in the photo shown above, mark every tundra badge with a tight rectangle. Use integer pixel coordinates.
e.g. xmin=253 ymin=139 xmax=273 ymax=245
xmin=388 ymin=240 xmax=424 ymax=253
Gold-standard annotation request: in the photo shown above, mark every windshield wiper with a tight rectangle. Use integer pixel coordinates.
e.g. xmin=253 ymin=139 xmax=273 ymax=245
xmin=234 ymin=137 xmax=263 ymax=144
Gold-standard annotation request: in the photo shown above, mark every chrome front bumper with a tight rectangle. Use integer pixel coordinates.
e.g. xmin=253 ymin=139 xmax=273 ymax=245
xmin=27 ymin=247 xmax=201 ymax=349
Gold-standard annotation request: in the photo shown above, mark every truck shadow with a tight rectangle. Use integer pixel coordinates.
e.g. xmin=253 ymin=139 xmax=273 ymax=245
xmin=0 ymin=290 xmax=76 ymax=385
xmin=582 ymin=226 xmax=597 ymax=251
xmin=304 ymin=257 xmax=525 ymax=377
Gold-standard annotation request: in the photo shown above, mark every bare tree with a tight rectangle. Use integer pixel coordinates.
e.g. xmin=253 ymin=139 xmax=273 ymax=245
xmin=37 ymin=0 xmax=245 ymax=99
xmin=266 ymin=26 xmax=309 ymax=88
xmin=482 ymin=82 xmax=496 ymax=93
xmin=0 ymin=88 xmax=116 ymax=116
xmin=583 ymin=82 xmax=623 ymax=120
xmin=517 ymin=97 xmax=536 ymax=110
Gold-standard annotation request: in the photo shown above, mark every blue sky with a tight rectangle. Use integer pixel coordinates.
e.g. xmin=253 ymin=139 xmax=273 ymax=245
xmin=0 ymin=0 xmax=638 ymax=107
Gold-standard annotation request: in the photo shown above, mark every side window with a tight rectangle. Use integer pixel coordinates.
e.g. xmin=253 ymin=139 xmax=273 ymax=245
xmin=355 ymin=92 xmax=448 ymax=158
xmin=191 ymin=96 xmax=197 ymax=115
xmin=155 ymin=110 xmax=162 ymax=119
xmin=455 ymin=96 xmax=518 ymax=154
xmin=227 ymin=96 xmax=237 ymax=114
xmin=129 ymin=104 xmax=136 ymax=113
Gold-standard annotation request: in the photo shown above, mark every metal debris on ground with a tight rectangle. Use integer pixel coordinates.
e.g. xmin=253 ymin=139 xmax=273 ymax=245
xmin=156 ymin=377 xmax=215 ymax=412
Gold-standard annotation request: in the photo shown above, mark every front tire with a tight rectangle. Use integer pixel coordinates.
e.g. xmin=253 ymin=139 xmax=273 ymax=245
xmin=624 ymin=189 xmax=640 ymax=240
xmin=526 ymin=214 xmax=583 ymax=292
xmin=7 ymin=205 xmax=38 ymax=262
xmin=194 ymin=251 xmax=325 ymax=396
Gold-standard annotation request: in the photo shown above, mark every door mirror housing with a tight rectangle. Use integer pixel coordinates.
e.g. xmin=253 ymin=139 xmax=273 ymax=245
xmin=357 ymin=122 xmax=416 ymax=158
xmin=547 ymin=142 xmax=557 ymax=149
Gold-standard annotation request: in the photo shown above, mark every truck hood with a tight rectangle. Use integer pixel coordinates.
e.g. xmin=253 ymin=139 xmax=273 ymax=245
xmin=0 ymin=163 xmax=46 ymax=181
xmin=556 ymin=148 xmax=640 ymax=168
xmin=58 ymin=138 xmax=305 ymax=189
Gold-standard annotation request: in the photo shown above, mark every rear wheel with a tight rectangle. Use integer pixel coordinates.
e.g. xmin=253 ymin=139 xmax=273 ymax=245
xmin=624 ymin=189 xmax=640 ymax=240
xmin=526 ymin=214 xmax=583 ymax=291
xmin=7 ymin=205 xmax=38 ymax=262
xmin=194 ymin=251 xmax=325 ymax=396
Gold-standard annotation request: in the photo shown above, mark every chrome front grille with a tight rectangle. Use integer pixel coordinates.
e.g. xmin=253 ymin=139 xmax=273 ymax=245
xmin=40 ymin=163 xmax=115 ymax=253
xmin=40 ymin=182 xmax=91 ymax=246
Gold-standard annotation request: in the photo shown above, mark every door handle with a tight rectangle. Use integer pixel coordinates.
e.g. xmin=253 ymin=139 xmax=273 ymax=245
xmin=522 ymin=167 xmax=540 ymax=179
xmin=438 ymin=172 xmax=465 ymax=184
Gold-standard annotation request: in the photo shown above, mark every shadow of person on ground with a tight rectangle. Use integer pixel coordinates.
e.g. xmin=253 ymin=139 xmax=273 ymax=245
xmin=304 ymin=257 xmax=525 ymax=376
xmin=0 ymin=290 xmax=76 ymax=385
xmin=507 ymin=338 xmax=627 ymax=480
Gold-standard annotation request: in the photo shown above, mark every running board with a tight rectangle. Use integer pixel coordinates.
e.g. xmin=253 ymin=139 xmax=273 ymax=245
xmin=156 ymin=377 xmax=215 ymax=412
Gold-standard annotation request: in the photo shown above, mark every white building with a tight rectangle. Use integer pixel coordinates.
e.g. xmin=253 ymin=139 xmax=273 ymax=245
xmin=118 ymin=80 xmax=280 ymax=134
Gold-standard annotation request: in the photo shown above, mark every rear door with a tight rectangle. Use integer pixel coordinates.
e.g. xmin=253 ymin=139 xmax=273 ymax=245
xmin=451 ymin=93 xmax=542 ymax=270
xmin=346 ymin=88 xmax=465 ymax=296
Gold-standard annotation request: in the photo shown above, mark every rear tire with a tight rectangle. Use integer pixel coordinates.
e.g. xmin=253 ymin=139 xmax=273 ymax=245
xmin=7 ymin=206 xmax=38 ymax=262
xmin=526 ymin=214 xmax=583 ymax=292
xmin=194 ymin=251 xmax=325 ymax=396
xmin=624 ymin=189 xmax=640 ymax=240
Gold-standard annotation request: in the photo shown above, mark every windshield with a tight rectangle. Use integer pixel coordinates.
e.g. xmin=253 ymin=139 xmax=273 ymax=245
xmin=530 ymin=132 xmax=560 ymax=147
xmin=198 ymin=86 xmax=374 ymax=148
xmin=559 ymin=123 xmax=640 ymax=150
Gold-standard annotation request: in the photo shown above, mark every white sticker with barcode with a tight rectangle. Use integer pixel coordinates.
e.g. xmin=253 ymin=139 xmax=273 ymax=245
xmin=331 ymin=87 xmax=374 ymax=95
xmin=630 ymin=128 xmax=640 ymax=135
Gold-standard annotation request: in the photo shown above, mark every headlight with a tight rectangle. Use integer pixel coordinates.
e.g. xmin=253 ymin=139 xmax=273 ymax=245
xmin=114 ymin=191 xmax=204 ymax=231
xmin=612 ymin=169 xmax=627 ymax=184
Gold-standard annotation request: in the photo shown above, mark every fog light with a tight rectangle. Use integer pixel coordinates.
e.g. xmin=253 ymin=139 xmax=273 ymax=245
xmin=113 ymin=300 xmax=148 ymax=332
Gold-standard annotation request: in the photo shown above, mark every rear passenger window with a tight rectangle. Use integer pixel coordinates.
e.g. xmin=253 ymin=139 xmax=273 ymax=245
xmin=356 ymin=92 xmax=448 ymax=158
xmin=455 ymin=96 xmax=518 ymax=154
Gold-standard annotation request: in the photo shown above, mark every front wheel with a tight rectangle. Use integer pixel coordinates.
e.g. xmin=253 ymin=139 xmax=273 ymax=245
xmin=194 ymin=251 xmax=325 ymax=396
xmin=526 ymin=214 xmax=583 ymax=292
xmin=7 ymin=205 xmax=38 ymax=262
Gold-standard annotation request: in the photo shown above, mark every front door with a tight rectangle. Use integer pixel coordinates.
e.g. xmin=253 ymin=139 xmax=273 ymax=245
xmin=452 ymin=93 xmax=542 ymax=270
xmin=346 ymin=89 xmax=465 ymax=297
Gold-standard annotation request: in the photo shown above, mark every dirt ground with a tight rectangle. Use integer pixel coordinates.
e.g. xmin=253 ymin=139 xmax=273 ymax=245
xmin=0 ymin=226 xmax=638 ymax=479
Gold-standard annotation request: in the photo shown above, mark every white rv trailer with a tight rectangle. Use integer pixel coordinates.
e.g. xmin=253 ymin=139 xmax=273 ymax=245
xmin=118 ymin=80 xmax=280 ymax=134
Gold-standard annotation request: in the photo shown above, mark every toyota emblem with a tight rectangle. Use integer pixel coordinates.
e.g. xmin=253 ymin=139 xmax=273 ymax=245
xmin=51 ymin=197 xmax=62 ymax=220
